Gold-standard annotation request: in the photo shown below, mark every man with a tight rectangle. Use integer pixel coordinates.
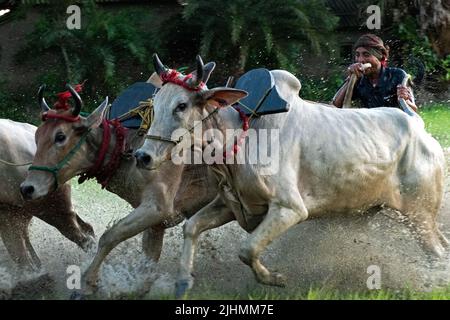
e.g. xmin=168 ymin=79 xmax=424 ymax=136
xmin=332 ymin=34 xmax=418 ymax=113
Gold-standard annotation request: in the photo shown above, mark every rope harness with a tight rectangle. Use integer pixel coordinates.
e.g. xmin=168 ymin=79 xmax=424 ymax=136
xmin=144 ymin=69 xmax=250 ymax=161
xmin=29 ymin=129 xmax=91 ymax=191
xmin=29 ymin=105 xmax=129 ymax=191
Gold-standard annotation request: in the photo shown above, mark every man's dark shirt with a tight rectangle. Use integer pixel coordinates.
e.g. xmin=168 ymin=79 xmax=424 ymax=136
xmin=350 ymin=67 xmax=413 ymax=109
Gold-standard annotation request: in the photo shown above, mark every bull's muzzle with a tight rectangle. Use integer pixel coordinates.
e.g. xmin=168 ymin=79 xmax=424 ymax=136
xmin=134 ymin=150 xmax=153 ymax=169
xmin=20 ymin=184 xmax=35 ymax=200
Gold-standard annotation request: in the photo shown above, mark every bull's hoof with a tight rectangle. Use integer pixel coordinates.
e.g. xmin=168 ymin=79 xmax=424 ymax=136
xmin=257 ymin=272 xmax=287 ymax=287
xmin=82 ymin=235 xmax=97 ymax=255
xmin=69 ymin=286 xmax=97 ymax=300
xmin=69 ymin=291 xmax=86 ymax=300
xmin=175 ymin=279 xmax=193 ymax=299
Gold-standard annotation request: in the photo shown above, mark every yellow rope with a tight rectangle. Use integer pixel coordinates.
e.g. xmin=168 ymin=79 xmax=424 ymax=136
xmin=117 ymin=98 xmax=154 ymax=135
xmin=237 ymin=100 xmax=259 ymax=118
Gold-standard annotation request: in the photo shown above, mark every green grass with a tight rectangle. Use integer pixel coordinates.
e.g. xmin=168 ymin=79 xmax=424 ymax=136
xmin=183 ymin=286 xmax=450 ymax=300
xmin=420 ymin=103 xmax=450 ymax=148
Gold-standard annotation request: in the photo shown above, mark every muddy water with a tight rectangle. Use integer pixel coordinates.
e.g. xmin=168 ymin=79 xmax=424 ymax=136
xmin=1 ymin=150 xmax=449 ymax=299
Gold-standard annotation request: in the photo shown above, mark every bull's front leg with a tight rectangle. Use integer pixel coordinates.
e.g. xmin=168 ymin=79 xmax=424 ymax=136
xmin=0 ymin=209 xmax=41 ymax=272
xmin=142 ymin=212 xmax=185 ymax=262
xmin=176 ymin=195 xmax=234 ymax=299
xmin=79 ymin=203 xmax=167 ymax=297
xmin=142 ymin=225 xmax=166 ymax=262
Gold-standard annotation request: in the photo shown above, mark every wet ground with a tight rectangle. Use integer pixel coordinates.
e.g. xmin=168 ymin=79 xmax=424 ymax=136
xmin=1 ymin=149 xmax=449 ymax=299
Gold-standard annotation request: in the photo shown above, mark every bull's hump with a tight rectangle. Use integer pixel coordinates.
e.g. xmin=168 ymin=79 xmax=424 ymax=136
xmin=0 ymin=119 xmax=37 ymax=158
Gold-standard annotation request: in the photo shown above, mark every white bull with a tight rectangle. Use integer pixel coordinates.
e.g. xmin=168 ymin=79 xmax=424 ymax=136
xmin=0 ymin=119 xmax=94 ymax=271
xmin=136 ymin=54 xmax=448 ymax=297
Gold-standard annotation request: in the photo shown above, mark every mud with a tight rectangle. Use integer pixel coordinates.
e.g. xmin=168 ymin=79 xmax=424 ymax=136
xmin=1 ymin=149 xmax=449 ymax=299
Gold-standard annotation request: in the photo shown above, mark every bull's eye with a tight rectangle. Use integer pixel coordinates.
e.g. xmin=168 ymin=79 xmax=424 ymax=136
xmin=175 ymin=103 xmax=188 ymax=113
xmin=54 ymin=133 xmax=66 ymax=144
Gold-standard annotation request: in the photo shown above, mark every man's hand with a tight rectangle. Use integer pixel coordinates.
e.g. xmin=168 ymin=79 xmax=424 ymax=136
xmin=347 ymin=63 xmax=365 ymax=78
xmin=397 ymin=85 xmax=412 ymax=101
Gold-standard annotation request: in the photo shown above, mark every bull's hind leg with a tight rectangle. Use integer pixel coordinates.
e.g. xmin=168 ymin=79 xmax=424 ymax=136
xmin=176 ymin=195 xmax=234 ymax=298
xmin=239 ymin=201 xmax=308 ymax=287
xmin=397 ymin=169 xmax=446 ymax=258
xmin=401 ymin=210 xmax=446 ymax=258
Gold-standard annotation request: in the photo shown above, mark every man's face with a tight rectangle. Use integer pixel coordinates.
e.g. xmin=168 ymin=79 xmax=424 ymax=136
xmin=355 ymin=47 xmax=381 ymax=75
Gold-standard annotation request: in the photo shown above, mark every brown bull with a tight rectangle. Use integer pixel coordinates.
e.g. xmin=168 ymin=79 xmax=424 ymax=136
xmin=0 ymin=119 xmax=94 ymax=271
xmin=20 ymin=84 xmax=217 ymax=294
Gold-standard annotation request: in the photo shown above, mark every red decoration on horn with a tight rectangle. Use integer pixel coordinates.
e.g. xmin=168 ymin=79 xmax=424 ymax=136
xmin=54 ymin=82 xmax=84 ymax=110
xmin=160 ymin=69 xmax=205 ymax=92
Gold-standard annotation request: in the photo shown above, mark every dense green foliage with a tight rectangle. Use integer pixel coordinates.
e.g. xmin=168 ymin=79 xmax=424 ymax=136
xmin=396 ymin=17 xmax=450 ymax=82
xmin=182 ymin=0 xmax=338 ymax=74
xmin=0 ymin=0 xmax=448 ymax=122
xmin=14 ymin=0 xmax=157 ymax=109
xmin=0 ymin=0 xmax=341 ymax=120
xmin=181 ymin=285 xmax=450 ymax=300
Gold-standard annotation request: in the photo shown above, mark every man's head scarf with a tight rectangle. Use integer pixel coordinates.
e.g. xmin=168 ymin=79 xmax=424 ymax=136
xmin=353 ymin=34 xmax=389 ymax=67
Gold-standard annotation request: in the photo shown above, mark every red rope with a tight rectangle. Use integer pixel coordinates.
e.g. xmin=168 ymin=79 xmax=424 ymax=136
xmin=78 ymin=118 xmax=111 ymax=185
xmin=42 ymin=111 xmax=80 ymax=122
xmin=100 ymin=119 xmax=128 ymax=188
xmin=223 ymin=106 xmax=249 ymax=159
xmin=78 ymin=119 xmax=128 ymax=188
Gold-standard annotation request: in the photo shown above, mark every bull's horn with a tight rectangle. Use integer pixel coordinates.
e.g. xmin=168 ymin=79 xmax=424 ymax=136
xmin=153 ymin=53 xmax=166 ymax=76
xmin=66 ymin=84 xmax=82 ymax=117
xmin=38 ymin=85 xmax=50 ymax=112
xmin=190 ymin=55 xmax=204 ymax=87
xmin=202 ymin=61 xmax=216 ymax=84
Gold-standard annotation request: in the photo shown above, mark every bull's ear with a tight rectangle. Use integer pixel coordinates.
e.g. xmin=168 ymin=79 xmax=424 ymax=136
xmin=83 ymin=97 xmax=109 ymax=129
xmin=201 ymin=87 xmax=248 ymax=108
xmin=147 ymin=72 xmax=163 ymax=88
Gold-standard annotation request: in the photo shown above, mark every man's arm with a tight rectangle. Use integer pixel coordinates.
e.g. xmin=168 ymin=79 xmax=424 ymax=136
xmin=332 ymin=78 xmax=349 ymax=108
xmin=332 ymin=63 xmax=365 ymax=108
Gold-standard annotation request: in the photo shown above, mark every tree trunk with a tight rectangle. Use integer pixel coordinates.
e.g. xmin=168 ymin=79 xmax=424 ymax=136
xmin=61 ymin=46 xmax=72 ymax=81
xmin=416 ymin=0 xmax=450 ymax=57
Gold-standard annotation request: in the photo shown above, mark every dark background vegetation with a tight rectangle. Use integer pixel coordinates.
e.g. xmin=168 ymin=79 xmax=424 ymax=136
xmin=0 ymin=0 xmax=449 ymax=124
